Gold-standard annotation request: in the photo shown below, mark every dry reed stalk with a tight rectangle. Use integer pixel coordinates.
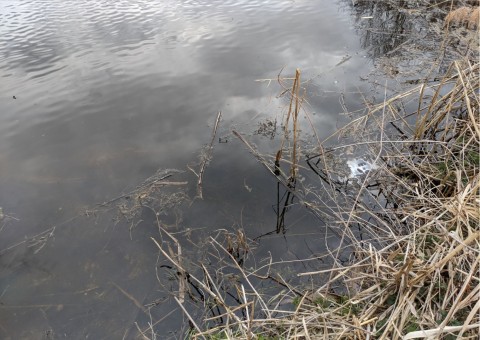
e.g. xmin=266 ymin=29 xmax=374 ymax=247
xmin=274 ymin=68 xmax=304 ymax=182
xmin=190 ymin=111 xmax=222 ymax=199
xmin=291 ymin=69 xmax=302 ymax=180
xmin=111 ymin=282 xmax=148 ymax=314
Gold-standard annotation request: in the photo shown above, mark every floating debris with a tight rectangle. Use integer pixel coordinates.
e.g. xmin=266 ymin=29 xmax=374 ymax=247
xmin=346 ymin=158 xmax=378 ymax=178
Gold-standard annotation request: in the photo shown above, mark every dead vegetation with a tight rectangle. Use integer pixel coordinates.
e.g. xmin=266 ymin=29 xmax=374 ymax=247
xmin=445 ymin=6 xmax=479 ymax=30
xmin=144 ymin=2 xmax=480 ymax=339
xmin=349 ymin=0 xmax=478 ymax=82
xmin=150 ymin=57 xmax=479 ymax=338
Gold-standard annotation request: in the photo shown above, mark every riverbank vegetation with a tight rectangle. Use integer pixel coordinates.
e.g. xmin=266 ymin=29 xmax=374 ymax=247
xmin=150 ymin=2 xmax=479 ymax=339
xmin=169 ymin=61 xmax=478 ymax=340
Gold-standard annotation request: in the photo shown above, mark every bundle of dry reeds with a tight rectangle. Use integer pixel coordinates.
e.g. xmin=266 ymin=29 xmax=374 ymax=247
xmin=148 ymin=4 xmax=479 ymax=337
xmin=261 ymin=58 xmax=480 ymax=340
xmin=156 ymin=57 xmax=478 ymax=339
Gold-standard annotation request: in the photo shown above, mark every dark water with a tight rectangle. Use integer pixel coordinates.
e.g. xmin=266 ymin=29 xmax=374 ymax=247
xmin=0 ymin=0 xmax=390 ymax=338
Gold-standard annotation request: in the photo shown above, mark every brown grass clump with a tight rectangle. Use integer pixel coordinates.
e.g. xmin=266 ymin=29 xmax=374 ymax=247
xmin=445 ymin=6 xmax=479 ymax=29
xmin=309 ymin=60 xmax=479 ymax=339
xmin=309 ymin=59 xmax=480 ymax=339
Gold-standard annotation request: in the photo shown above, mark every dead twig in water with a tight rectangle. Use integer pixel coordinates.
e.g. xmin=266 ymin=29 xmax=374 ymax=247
xmin=111 ymin=282 xmax=147 ymax=314
xmin=191 ymin=111 xmax=222 ymax=199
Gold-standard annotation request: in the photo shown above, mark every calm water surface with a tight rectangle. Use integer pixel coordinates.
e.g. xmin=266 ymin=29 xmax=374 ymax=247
xmin=0 ymin=0 xmax=381 ymax=338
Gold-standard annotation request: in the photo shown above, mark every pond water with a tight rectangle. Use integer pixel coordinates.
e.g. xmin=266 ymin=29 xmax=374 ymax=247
xmin=0 ymin=0 xmax=400 ymax=338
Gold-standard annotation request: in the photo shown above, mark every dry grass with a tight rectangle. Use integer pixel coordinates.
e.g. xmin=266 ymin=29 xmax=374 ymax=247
xmin=152 ymin=58 xmax=479 ymax=339
xmin=287 ymin=58 xmax=480 ymax=339
xmin=147 ymin=3 xmax=479 ymax=338
xmin=445 ymin=6 xmax=479 ymax=30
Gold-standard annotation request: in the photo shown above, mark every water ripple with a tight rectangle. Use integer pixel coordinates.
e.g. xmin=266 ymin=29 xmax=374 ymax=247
xmin=0 ymin=0 xmax=356 ymax=137
xmin=0 ymin=1 xmax=368 ymax=337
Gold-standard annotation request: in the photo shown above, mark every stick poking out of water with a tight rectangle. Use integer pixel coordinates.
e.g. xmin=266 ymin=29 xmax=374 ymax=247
xmin=194 ymin=111 xmax=222 ymax=199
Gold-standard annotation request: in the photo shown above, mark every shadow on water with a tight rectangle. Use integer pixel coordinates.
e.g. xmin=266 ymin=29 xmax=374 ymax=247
xmin=0 ymin=0 xmax=450 ymax=338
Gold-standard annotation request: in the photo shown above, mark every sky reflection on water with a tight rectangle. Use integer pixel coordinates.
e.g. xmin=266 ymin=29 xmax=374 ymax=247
xmin=0 ymin=0 xmax=382 ymax=337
